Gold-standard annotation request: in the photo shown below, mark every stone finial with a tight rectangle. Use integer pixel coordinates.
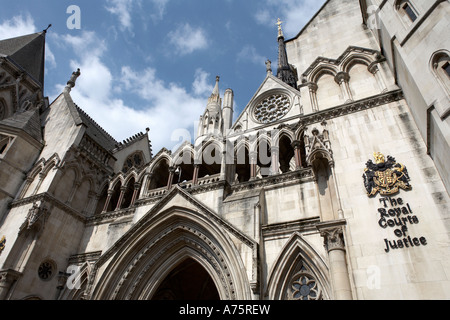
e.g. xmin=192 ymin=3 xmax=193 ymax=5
xmin=276 ymin=18 xmax=284 ymax=38
xmin=65 ymin=68 xmax=81 ymax=92
xmin=265 ymin=59 xmax=272 ymax=74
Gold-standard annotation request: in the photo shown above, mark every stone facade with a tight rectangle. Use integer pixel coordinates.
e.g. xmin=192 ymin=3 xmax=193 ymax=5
xmin=0 ymin=0 xmax=448 ymax=300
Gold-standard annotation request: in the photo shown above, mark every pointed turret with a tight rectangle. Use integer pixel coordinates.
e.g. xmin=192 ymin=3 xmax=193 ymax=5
xmin=207 ymin=76 xmax=221 ymax=113
xmin=0 ymin=30 xmax=47 ymax=87
xmin=197 ymin=76 xmax=225 ymax=140
xmin=276 ymin=19 xmax=298 ymax=90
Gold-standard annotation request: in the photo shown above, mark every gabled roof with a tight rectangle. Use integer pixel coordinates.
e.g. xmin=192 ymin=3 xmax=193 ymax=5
xmin=0 ymin=108 xmax=42 ymax=142
xmin=50 ymin=91 xmax=119 ymax=151
xmin=0 ymin=31 xmax=46 ymax=87
xmin=232 ymin=73 xmax=301 ymax=129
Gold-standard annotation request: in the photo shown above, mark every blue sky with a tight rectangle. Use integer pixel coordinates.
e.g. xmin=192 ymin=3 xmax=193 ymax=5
xmin=0 ymin=0 xmax=326 ymax=153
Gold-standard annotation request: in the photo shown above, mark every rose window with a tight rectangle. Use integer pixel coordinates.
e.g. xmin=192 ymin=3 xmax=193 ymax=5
xmin=253 ymin=94 xmax=291 ymax=124
xmin=38 ymin=260 xmax=56 ymax=281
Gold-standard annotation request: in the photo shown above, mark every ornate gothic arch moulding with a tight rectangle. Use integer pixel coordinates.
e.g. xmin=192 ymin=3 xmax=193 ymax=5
xmin=88 ymin=192 xmax=255 ymax=300
xmin=266 ymin=232 xmax=331 ymax=300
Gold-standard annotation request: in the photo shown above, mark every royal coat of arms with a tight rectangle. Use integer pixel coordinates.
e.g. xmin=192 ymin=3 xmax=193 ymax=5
xmin=363 ymin=152 xmax=412 ymax=197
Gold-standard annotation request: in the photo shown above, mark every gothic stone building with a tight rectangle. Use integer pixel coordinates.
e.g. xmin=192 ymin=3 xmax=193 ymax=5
xmin=0 ymin=0 xmax=449 ymax=300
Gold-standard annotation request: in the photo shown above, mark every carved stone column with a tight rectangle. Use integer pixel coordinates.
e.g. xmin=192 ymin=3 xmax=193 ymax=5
xmin=141 ymin=173 xmax=153 ymax=197
xmin=18 ymin=177 xmax=34 ymax=199
xmin=0 ymin=269 xmax=21 ymax=300
xmin=291 ymin=140 xmax=303 ymax=170
xmin=368 ymin=63 xmax=388 ymax=93
xmin=308 ymin=83 xmax=319 ymax=112
xmin=334 ymin=72 xmax=353 ymax=103
xmin=32 ymin=172 xmax=46 ymax=196
xmin=270 ymin=145 xmax=279 ymax=175
xmin=167 ymin=167 xmax=175 ymax=190
xmin=192 ymin=164 xmax=200 ymax=185
xmin=115 ymin=186 xmax=126 ymax=210
xmin=249 ymin=151 xmax=258 ymax=181
xmin=220 ymin=146 xmax=227 ymax=181
xmin=130 ymin=182 xmax=141 ymax=207
xmin=317 ymin=221 xmax=353 ymax=300
xmin=102 ymin=189 xmax=113 ymax=213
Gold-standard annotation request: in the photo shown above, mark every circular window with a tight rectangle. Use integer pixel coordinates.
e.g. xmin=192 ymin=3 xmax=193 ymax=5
xmin=287 ymin=267 xmax=322 ymax=300
xmin=253 ymin=93 xmax=291 ymax=124
xmin=38 ymin=260 xmax=56 ymax=281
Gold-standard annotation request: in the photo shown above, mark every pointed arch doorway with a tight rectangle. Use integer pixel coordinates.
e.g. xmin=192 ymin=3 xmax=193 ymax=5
xmin=152 ymin=258 xmax=220 ymax=300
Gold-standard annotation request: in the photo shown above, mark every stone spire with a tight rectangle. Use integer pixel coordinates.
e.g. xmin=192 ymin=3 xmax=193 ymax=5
xmin=276 ymin=19 xmax=298 ymax=89
xmin=208 ymin=76 xmax=221 ymax=106
xmin=0 ymin=30 xmax=48 ymax=87
xmin=197 ymin=76 xmax=224 ymax=139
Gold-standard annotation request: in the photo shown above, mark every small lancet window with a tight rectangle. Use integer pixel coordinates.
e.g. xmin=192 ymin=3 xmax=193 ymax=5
xmin=431 ymin=51 xmax=450 ymax=93
xmin=395 ymin=0 xmax=419 ymax=26
xmin=402 ymin=3 xmax=417 ymax=22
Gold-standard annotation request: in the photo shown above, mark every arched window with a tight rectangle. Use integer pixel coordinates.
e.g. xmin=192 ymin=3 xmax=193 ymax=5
xmin=197 ymin=143 xmax=221 ymax=179
xmin=94 ymin=185 xmax=109 ymax=215
xmin=235 ymin=144 xmax=250 ymax=183
xmin=121 ymin=177 xmax=135 ymax=209
xmin=148 ymin=158 xmax=170 ymax=190
xmin=395 ymin=0 xmax=419 ymax=25
xmin=431 ymin=50 xmax=450 ymax=93
xmin=122 ymin=151 xmax=144 ymax=173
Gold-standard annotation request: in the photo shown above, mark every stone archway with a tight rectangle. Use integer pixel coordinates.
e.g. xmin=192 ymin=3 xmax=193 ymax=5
xmin=89 ymin=187 xmax=257 ymax=301
xmin=152 ymin=258 xmax=220 ymax=300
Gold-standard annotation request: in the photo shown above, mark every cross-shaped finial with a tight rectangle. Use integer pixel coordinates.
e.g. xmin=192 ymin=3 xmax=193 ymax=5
xmin=276 ymin=18 xmax=284 ymax=38
xmin=276 ymin=18 xmax=283 ymax=28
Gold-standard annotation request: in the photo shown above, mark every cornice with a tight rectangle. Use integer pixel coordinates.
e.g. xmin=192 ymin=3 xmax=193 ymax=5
xmin=10 ymin=192 xmax=86 ymax=222
xmin=262 ymin=216 xmax=321 ymax=238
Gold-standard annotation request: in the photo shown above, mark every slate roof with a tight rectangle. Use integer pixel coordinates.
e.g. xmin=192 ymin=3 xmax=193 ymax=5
xmin=0 ymin=31 xmax=46 ymax=87
xmin=0 ymin=108 xmax=42 ymax=142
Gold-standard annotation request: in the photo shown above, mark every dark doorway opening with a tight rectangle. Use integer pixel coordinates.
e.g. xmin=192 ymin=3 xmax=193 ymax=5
xmin=152 ymin=258 xmax=220 ymax=300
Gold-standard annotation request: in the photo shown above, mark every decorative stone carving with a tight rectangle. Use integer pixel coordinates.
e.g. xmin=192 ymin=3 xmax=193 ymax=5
xmin=19 ymin=201 xmax=49 ymax=235
xmin=318 ymin=225 xmax=345 ymax=252
xmin=0 ymin=236 xmax=5 ymax=255
xmin=38 ymin=260 xmax=56 ymax=281
xmin=363 ymin=152 xmax=412 ymax=197
xmin=304 ymin=127 xmax=333 ymax=166
xmin=253 ymin=94 xmax=291 ymax=124
xmin=287 ymin=266 xmax=323 ymax=300
xmin=66 ymin=68 xmax=81 ymax=92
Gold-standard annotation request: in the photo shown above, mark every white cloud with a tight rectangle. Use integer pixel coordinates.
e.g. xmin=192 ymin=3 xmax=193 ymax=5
xmin=237 ymin=45 xmax=266 ymax=67
xmin=192 ymin=68 xmax=214 ymax=96
xmin=0 ymin=14 xmax=35 ymax=40
xmin=105 ymin=0 xmax=134 ymax=32
xmin=168 ymin=23 xmax=208 ymax=55
xmin=0 ymin=14 xmax=56 ymax=71
xmin=51 ymin=29 xmax=212 ymax=153
xmin=149 ymin=0 xmax=170 ymax=21
xmin=254 ymin=0 xmax=326 ymax=38
xmin=119 ymin=66 xmax=210 ymax=151
xmin=58 ymin=31 xmax=107 ymax=60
